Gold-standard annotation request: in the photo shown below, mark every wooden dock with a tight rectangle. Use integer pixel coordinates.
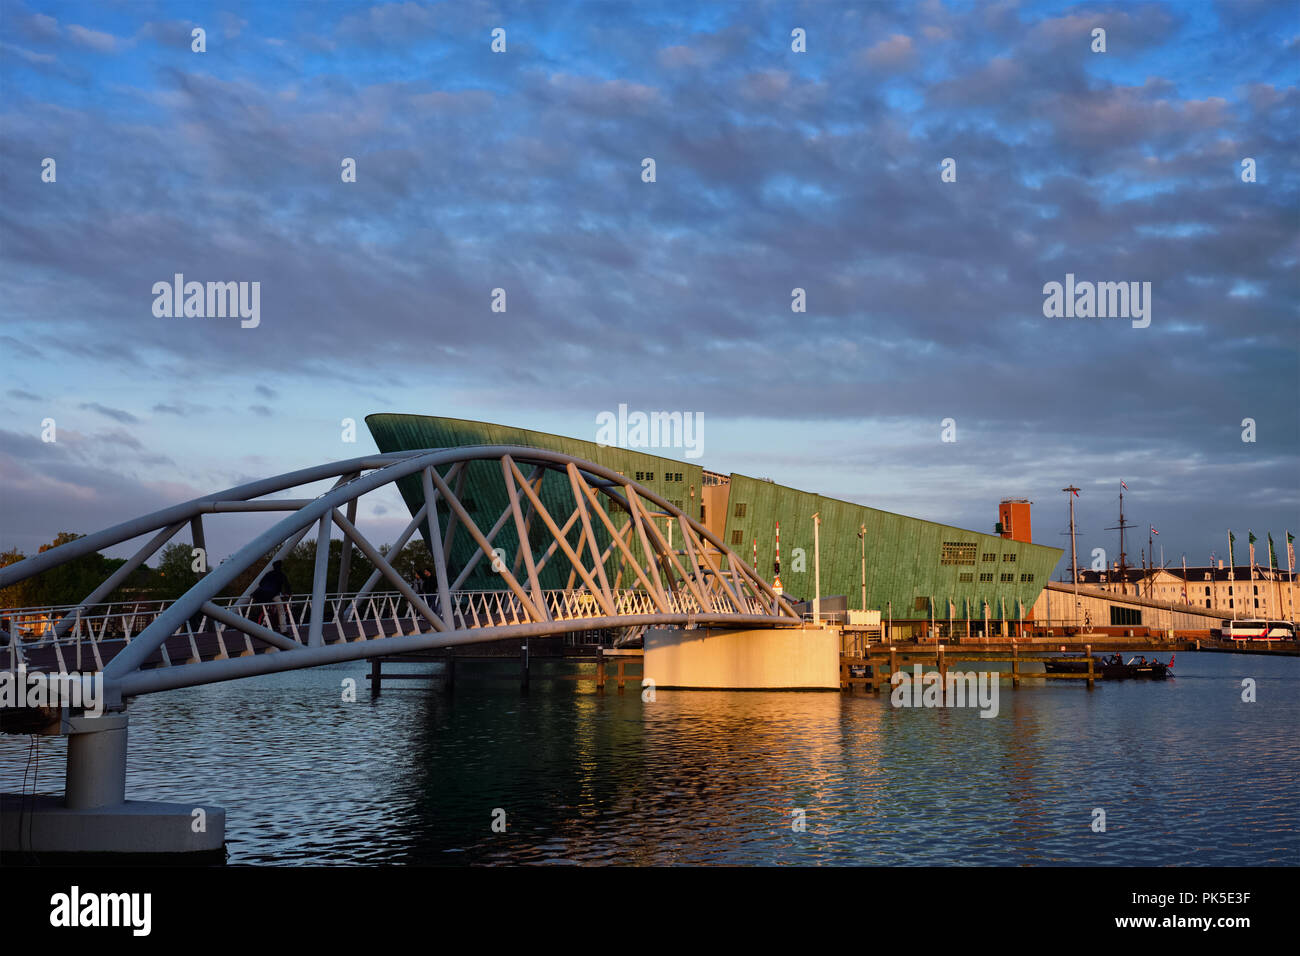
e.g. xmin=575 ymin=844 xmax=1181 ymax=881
xmin=839 ymin=641 xmax=1174 ymax=693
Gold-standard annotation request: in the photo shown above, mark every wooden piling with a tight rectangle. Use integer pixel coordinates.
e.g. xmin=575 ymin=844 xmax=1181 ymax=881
xmin=1085 ymin=643 xmax=1094 ymax=689
xmin=1011 ymin=643 xmax=1020 ymax=689
xmin=370 ymin=658 xmax=381 ymax=698
xmin=596 ymin=649 xmax=606 ymax=693
xmin=520 ymin=641 xmax=530 ymax=693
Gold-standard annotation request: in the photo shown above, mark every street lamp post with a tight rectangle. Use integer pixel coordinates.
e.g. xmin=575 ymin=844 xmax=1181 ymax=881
xmin=858 ymin=523 xmax=866 ymax=611
xmin=812 ymin=512 xmax=821 ymax=624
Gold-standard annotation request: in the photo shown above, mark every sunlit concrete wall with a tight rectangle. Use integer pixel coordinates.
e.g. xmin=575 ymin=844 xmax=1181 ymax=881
xmin=643 ymin=625 xmax=840 ymax=690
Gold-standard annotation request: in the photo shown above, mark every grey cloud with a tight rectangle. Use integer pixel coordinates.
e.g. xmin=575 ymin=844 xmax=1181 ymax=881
xmin=79 ymin=402 xmax=140 ymax=424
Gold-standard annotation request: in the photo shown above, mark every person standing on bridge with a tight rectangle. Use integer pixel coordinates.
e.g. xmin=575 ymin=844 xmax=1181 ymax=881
xmin=418 ymin=568 xmax=439 ymax=615
xmin=250 ymin=560 xmax=292 ymax=634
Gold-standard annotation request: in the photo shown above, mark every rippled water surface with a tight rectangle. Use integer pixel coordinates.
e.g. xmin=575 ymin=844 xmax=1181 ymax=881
xmin=2 ymin=652 xmax=1296 ymax=865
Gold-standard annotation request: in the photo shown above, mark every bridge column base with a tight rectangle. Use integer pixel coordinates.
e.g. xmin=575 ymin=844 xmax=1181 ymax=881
xmin=1 ymin=794 xmax=226 ymax=862
xmin=0 ymin=714 xmax=225 ymax=862
xmin=644 ymin=625 xmax=841 ymax=690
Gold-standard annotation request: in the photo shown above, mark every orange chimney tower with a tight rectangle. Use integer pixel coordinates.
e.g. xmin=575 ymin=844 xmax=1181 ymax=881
xmin=998 ymin=499 xmax=1033 ymax=543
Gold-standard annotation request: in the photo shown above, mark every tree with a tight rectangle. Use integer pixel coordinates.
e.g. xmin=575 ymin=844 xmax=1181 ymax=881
xmin=0 ymin=533 xmax=125 ymax=609
xmin=156 ymin=541 xmax=201 ymax=599
xmin=216 ymin=538 xmax=377 ymax=599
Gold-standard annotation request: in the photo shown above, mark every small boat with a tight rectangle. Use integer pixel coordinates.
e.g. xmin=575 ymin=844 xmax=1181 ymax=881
xmin=1044 ymin=658 xmax=1093 ymax=674
xmin=1101 ymin=658 xmax=1170 ymax=680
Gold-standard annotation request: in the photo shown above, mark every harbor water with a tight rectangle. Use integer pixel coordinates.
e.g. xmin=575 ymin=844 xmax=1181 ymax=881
xmin=1 ymin=651 xmax=1295 ymax=865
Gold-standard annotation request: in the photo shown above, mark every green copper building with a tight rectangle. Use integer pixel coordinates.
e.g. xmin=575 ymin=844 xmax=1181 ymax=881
xmin=366 ymin=413 xmax=1062 ymax=637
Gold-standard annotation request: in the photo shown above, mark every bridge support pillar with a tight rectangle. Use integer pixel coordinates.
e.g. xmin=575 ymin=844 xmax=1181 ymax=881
xmin=65 ymin=714 xmax=128 ymax=809
xmin=644 ymin=626 xmax=840 ymax=690
xmin=1 ymin=713 xmax=225 ymax=863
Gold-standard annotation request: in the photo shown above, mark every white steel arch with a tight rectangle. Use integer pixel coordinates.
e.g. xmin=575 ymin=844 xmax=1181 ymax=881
xmin=0 ymin=446 xmax=799 ymax=707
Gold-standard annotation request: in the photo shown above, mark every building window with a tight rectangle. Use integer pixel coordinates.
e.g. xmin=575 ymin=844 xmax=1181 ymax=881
xmin=1255 ymin=599 xmax=1259 ymax=608
xmin=1020 ymin=573 xmax=1034 ymax=582
xmin=1229 ymin=600 xmax=1234 ymax=608
xmin=731 ymin=530 xmax=743 ymax=546
xmin=1205 ymin=586 xmax=1211 ymax=596
xmin=980 ymin=573 xmax=993 ymax=583
xmin=1002 ymin=553 xmax=1016 ymax=562
xmin=733 ymin=503 xmax=747 ymax=518
xmin=1228 ymin=586 xmax=1233 ymax=595
xmin=635 ymin=471 xmax=656 ymax=482
xmin=1253 ymin=585 xmax=1258 ymax=594
xmin=1000 ymin=573 xmax=1014 ymax=582
xmin=982 ymin=553 xmax=996 ymax=563
xmin=914 ymin=597 xmax=928 ymax=612
xmin=959 ymin=573 xmax=973 ymax=583
xmin=941 ymin=542 xmax=977 ymax=566
xmin=1110 ymin=607 xmax=1142 ymax=627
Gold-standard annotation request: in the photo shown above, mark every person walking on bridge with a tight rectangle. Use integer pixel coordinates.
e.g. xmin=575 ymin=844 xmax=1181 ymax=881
xmin=250 ymin=560 xmax=292 ymax=634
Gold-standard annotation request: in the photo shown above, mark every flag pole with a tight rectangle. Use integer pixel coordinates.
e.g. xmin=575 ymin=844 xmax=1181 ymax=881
xmin=1228 ymin=531 xmax=1237 ymax=620
xmin=1249 ymin=531 xmax=1257 ymax=617
xmin=1284 ymin=530 xmax=1294 ymax=629
xmin=1287 ymin=531 xmax=1296 ymax=626
xmin=1268 ymin=533 xmax=1279 ymax=621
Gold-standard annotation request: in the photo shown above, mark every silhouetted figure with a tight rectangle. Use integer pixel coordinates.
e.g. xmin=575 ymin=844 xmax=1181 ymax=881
xmin=251 ymin=560 xmax=292 ymax=632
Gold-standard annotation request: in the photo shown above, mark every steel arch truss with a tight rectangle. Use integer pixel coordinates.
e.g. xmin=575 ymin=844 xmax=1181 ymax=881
xmin=0 ymin=446 xmax=798 ymax=705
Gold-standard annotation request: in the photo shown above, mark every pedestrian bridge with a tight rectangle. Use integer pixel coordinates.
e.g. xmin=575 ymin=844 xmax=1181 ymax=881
xmin=1 ymin=445 xmax=799 ymax=708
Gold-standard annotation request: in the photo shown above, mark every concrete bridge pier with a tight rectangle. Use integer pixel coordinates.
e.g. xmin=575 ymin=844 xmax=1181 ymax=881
xmin=65 ymin=714 xmax=128 ymax=809
xmin=644 ymin=625 xmax=841 ymax=689
xmin=1 ymin=712 xmax=226 ymax=862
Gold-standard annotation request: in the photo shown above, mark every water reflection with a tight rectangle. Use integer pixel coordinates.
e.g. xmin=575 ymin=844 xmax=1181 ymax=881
xmin=0 ymin=654 xmax=1295 ymax=865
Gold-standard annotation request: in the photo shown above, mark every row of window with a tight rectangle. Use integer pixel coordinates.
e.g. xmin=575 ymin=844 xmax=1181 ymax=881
xmin=940 ymin=542 xmax=978 ymax=566
xmin=633 ymin=471 xmax=687 ymax=483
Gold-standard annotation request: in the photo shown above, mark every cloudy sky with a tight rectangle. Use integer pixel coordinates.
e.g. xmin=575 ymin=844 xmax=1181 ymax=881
xmin=1 ymin=0 xmax=1297 ymax=578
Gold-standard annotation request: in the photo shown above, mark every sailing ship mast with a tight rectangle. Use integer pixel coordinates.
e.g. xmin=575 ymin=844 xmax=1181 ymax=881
xmin=1106 ymin=487 xmax=1136 ymax=595
xmin=1062 ymin=486 xmax=1081 ymax=628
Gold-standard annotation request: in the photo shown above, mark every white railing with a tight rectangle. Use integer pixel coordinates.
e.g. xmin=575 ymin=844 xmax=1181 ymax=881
xmin=3 ymin=586 xmax=770 ymax=672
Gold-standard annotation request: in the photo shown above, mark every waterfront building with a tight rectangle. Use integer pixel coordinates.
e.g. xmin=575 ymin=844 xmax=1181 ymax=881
xmin=1076 ymin=564 xmax=1297 ymax=618
xmin=366 ymin=414 xmax=1063 ymax=640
